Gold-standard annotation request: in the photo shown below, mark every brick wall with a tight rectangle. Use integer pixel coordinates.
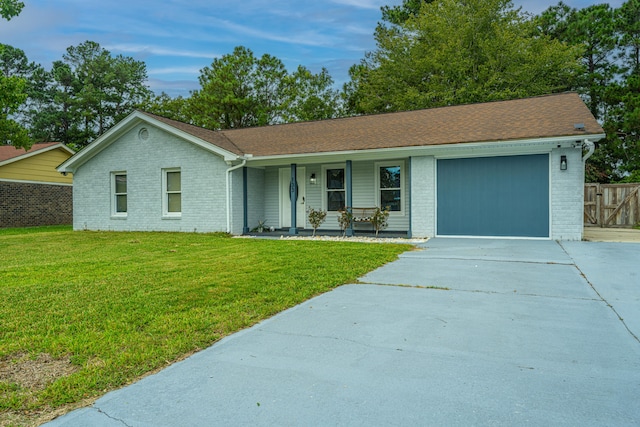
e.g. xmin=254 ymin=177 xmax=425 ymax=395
xmin=410 ymin=156 xmax=436 ymax=238
xmin=0 ymin=181 xmax=72 ymax=228
xmin=73 ymin=124 xmax=229 ymax=233
xmin=550 ymin=147 xmax=584 ymax=241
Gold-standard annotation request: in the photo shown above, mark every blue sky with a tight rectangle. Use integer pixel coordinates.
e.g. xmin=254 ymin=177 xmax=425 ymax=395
xmin=1 ymin=0 xmax=624 ymax=97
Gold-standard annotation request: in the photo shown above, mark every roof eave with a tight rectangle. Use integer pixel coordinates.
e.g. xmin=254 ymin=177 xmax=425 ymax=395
xmin=245 ymin=134 xmax=606 ymax=167
xmin=58 ymin=112 xmax=241 ymax=173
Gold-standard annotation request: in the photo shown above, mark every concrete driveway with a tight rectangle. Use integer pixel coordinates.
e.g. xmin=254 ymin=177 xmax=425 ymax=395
xmin=45 ymin=239 xmax=640 ymax=426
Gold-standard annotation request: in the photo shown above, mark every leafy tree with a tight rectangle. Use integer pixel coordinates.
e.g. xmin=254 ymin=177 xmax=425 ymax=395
xmin=346 ymin=0 xmax=582 ymax=114
xmin=599 ymin=0 xmax=640 ymax=182
xmin=0 ymin=44 xmax=48 ymax=142
xmin=381 ymin=0 xmax=433 ymax=25
xmin=30 ymin=41 xmax=151 ymax=149
xmin=0 ymin=44 xmax=40 ymax=80
xmin=537 ymin=3 xmax=618 ymax=119
xmin=187 ymin=46 xmax=342 ymax=129
xmin=63 ymin=41 xmax=150 ymax=139
xmin=616 ymin=0 xmax=640 ymax=74
xmin=0 ymin=74 xmax=29 ymax=148
xmin=0 ymin=44 xmax=30 ymax=149
xmin=0 ymin=0 xmax=23 ymax=20
xmin=188 ymin=46 xmax=288 ymax=129
xmin=37 ymin=61 xmax=85 ymax=145
xmin=281 ymin=66 xmax=342 ymax=123
xmin=539 ymin=1 xmax=639 ymax=182
xmin=140 ymin=92 xmax=190 ymax=123
xmin=534 ymin=2 xmax=574 ymax=42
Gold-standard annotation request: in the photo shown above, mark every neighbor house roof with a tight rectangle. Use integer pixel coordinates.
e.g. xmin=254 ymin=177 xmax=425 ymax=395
xmin=0 ymin=143 xmax=73 ymax=165
xmin=216 ymin=92 xmax=603 ymax=157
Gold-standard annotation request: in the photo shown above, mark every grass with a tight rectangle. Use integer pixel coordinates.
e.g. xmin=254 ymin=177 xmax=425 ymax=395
xmin=0 ymin=228 xmax=409 ymax=425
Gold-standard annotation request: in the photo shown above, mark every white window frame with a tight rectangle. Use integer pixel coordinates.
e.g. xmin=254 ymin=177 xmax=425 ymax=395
xmin=111 ymin=171 xmax=127 ymax=218
xmin=375 ymin=161 xmax=405 ymax=215
xmin=322 ymin=164 xmax=346 ymax=212
xmin=162 ymin=168 xmax=182 ymax=218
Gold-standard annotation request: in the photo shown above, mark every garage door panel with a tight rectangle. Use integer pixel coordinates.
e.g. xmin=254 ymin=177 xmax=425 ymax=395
xmin=437 ymin=155 xmax=549 ymax=237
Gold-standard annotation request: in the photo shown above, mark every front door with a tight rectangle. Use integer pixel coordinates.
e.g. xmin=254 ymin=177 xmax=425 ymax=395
xmin=279 ymin=167 xmax=306 ymax=228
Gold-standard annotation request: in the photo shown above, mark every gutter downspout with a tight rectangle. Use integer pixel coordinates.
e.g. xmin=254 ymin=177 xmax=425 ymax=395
xmin=226 ymin=158 xmax=247 ymax=234
xmin=582 ymin=139 xmax=595 ymax=162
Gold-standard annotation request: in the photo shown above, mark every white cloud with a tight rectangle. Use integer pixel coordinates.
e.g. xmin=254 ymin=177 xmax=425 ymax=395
xmin=329 ymin=0 xmax=387 ymax=10
xmin=203 ymin=16 xmax=338 ymax=48
xmin=105 ymin=44 xmax=217 ymax=59
xmin=147 ymin=66 xmax=205 ymax=75
xmin=146 ymin=77 xmax=199 ymax=97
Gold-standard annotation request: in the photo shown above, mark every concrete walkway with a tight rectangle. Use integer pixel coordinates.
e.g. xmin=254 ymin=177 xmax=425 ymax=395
xmin=45 ymin=239 xmax=640 ymax=426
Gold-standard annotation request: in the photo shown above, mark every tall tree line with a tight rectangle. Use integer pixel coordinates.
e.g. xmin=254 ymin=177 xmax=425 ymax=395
xmin=536 ymin=0 xmax=640 ymax=182
xmin=1 ymin=0 xmax=638 ymax=182
xmin=344 ymin=0 xmax=581 ymax=113
xmin=1 ymin=42 xmax=342 ymax=150
xmin=1 ymin=41 xmax=151 ymax=150
xmin=348 ymin=0 xmax=639 ymax=182
xmin=141 ymin=46 xmax=343 ymax=129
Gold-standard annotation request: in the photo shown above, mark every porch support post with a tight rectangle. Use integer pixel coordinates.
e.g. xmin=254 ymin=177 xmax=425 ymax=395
xmin=346 ymin=160 xmax=354 ymax=237
xmin=407 ymin=157 xmax=412 ymax=238
xmin=242 ymin=166 xmax=249 ymax=234
xmin=289 ymin=163 xmax=298 ymax=235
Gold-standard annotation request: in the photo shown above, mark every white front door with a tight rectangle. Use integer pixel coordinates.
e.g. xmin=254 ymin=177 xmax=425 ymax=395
xmin=279 ymin=167 xmax=306 ymax=228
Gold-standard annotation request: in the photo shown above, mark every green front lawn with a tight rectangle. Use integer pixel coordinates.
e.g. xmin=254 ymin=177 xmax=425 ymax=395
xmin=0 ymin=228 xmax=409 ymax=425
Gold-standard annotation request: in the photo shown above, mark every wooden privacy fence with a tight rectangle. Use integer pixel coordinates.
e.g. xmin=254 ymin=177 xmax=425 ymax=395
xmin=584 ymin=183 xmax=640 ymax=227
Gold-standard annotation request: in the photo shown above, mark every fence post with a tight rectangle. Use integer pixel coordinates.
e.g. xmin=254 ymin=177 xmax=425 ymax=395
xmin=596 ymin=183 xmax=603 ymax=227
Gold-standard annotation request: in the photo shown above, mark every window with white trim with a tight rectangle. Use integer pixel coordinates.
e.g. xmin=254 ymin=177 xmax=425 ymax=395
xmin=325 ymin=167 xmax=345 ymax=211
xmin=112 ymin=172 xmax=127 ymax=216
xmin=377 ymin=163 xmax=403 ymax=212
xmin=163 ymin=168 xmax=181 ymax=216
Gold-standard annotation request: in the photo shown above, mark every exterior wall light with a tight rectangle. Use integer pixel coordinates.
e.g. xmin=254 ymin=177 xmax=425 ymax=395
xmin=310 ymin=173 xmax=317 ymax=185
xmin=560 ymin=155 xmax=567 ymax=171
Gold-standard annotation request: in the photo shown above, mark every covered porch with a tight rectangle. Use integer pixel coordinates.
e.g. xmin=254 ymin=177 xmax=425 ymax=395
xmin=238 ymin=156 xmax=413 ymax=237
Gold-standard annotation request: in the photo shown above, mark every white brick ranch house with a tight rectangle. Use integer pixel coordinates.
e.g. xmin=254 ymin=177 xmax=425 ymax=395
xmin=57 ymin=92 xmax=604 ymax=240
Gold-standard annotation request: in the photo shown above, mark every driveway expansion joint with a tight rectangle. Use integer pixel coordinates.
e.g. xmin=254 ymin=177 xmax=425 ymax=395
xmin=401 ymin=255 xmax=575 ymax=266
xmin=357 ymin=282 xmax=601 ymax=301
xmin=458 ymin=288 xmax=601 ymax=301
xmin=559 ymin=242 xmax=640 ymax=345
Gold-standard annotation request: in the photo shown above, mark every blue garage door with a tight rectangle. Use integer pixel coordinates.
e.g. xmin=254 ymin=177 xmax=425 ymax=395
xmin=437 ymin=154 xmax=549 ymax=237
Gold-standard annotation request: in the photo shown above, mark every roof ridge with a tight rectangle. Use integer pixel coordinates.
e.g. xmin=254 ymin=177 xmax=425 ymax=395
xmin=218 ymin=91 xmax=581 ymax=133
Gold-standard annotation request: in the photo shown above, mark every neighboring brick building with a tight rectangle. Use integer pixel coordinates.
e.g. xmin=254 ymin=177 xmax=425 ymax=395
xmin=0 ymin=143 xmax=74 ymax=228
